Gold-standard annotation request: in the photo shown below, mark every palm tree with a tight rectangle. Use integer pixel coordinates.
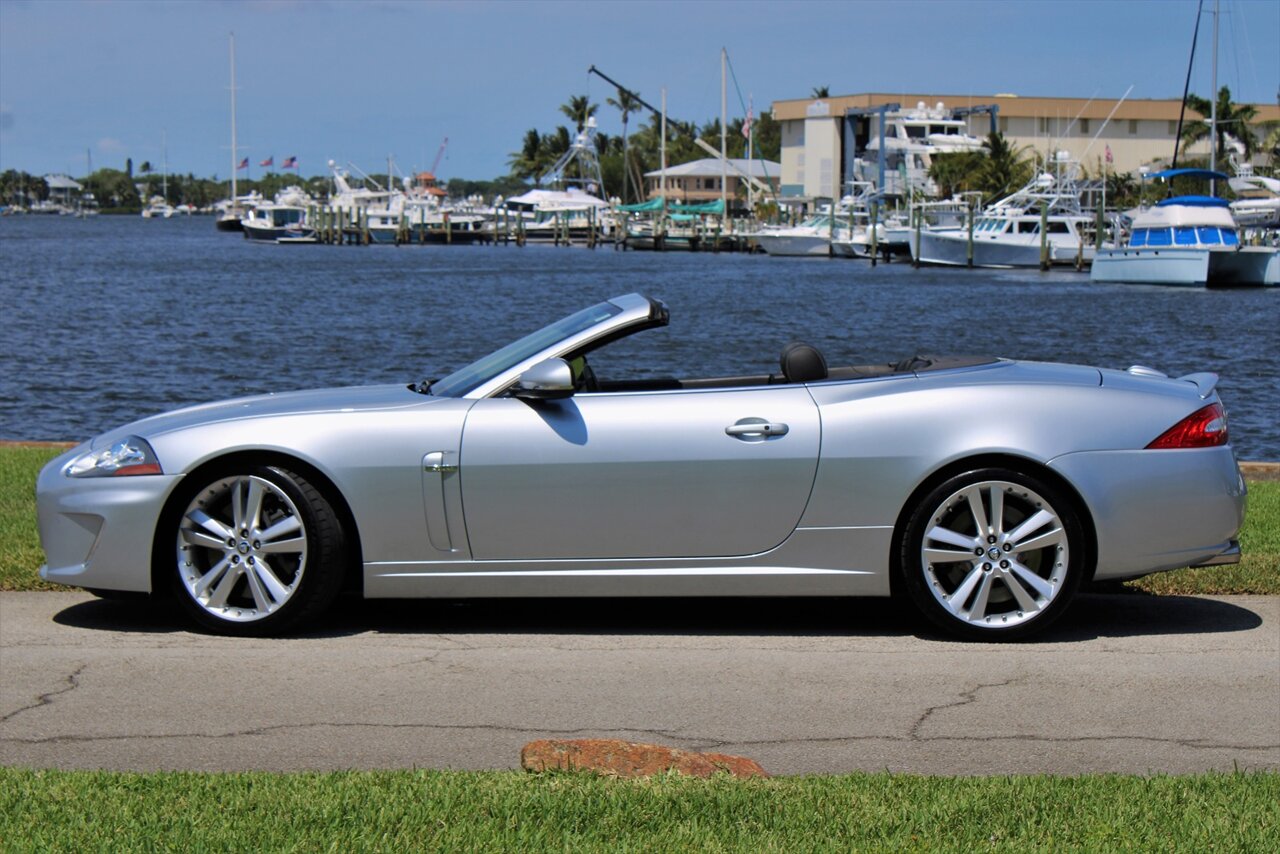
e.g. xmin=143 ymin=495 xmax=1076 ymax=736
xmin=607 ymin=88 xmax=643 ymax=203
xmin=978 ymin=132 xmax=1032 ymax=199
xmin=810 ymin=86 xmax=830 ymax=99
xmin=1181 ymin=87 xmax=1259 ymax=163
xmin=559 ymin=95 xmax=597 ymax=134
xmin=508 ymin=129 xmax=542 ymax=181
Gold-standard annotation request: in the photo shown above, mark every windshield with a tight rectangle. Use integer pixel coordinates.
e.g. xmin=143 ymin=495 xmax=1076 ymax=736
xmin=427 ymin=301 xmax=623 ymax=397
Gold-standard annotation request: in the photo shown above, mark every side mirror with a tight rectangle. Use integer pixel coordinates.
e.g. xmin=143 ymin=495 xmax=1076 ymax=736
xmin=513 ymin=358 xmax=575 ymax=400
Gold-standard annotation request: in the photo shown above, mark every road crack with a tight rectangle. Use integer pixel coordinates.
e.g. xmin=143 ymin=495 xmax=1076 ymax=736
xmin=0 ymin=663 xmax=87 ymax=724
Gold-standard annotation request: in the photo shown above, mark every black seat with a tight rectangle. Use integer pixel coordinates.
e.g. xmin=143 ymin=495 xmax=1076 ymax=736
xmin=779 ymin=341 xmax=828 ymax=383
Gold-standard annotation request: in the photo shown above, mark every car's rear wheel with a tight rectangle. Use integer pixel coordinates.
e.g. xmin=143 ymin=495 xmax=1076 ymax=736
xmin=900 ymin=467 xmax=1085 ymax=641
xmin=166 ymin=465 xmax=345 ymax=635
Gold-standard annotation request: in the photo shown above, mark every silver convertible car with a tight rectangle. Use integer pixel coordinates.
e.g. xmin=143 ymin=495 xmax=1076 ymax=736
xmin=37 ymin=293 xmax=1245 ymax=639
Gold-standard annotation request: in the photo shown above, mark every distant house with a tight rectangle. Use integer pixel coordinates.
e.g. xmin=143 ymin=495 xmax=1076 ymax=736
xmin=43 ymin=174 xmax=83 ymax=207
xmin=644 ymin=158 xmax=781 ymax=203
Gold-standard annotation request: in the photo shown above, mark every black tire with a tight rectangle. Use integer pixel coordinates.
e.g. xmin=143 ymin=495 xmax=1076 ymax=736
xmin=160 ymin=464 xmax=346 ymax=636
xmin=899 ymin=467 xmax=1086 ymax=641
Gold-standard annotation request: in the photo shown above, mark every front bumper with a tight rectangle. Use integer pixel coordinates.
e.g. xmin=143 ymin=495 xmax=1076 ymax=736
xmin=36 ymin=446 xmax=183 ymax=593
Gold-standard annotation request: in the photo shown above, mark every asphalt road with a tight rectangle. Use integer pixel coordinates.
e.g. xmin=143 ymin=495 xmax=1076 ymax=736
xmin=2 ymin=591 xmax=1277 ymax=776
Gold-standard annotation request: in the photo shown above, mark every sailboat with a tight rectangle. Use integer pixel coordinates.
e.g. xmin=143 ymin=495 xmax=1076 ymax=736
xmin=216 ymin=33 xmax=248 ymax=232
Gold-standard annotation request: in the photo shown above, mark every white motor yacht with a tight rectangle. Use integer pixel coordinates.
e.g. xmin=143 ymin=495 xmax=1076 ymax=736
xmin=752 ymin=215 xmax=838 ymax=257
xmin=1091 ymin=169 xmax=1278 ymax=287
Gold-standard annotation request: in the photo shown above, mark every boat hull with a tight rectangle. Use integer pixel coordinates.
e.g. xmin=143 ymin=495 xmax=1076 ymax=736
xmin=754 ymin=235 xmax=831 ymax=257
xmin=1091 ymin=246 xmax=1278 ymax=287
xmin=912 ymin=229 xmax=1095 ymax=268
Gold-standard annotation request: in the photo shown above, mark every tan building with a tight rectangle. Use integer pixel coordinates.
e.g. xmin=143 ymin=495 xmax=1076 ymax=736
xmin=772 ymin=92 xmax=1280 ymax=200
xmin=644 ymin=157 xmax=782 ymax=203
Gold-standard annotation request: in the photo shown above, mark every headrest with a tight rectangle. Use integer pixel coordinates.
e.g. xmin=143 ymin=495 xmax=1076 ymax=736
xmin=780 ymin=341 xmax=828 ymax=383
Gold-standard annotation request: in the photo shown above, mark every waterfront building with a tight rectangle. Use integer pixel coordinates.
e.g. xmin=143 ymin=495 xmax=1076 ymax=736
xmin=772 ymin=92 xmax=1280 ymax=202
xmin=644 ymin=157 xmax=781 ymax=204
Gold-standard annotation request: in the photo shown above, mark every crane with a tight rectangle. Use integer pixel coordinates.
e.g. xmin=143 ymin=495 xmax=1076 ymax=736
xmin=586 ymin=66 xmax=697 ymax=139
xmin=429 ymin=137 xmax=448 ymax=177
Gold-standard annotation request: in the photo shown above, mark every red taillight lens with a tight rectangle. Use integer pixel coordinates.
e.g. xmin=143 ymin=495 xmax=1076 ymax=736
xmin=1146 ymin=402 xmax=1228 ymax=449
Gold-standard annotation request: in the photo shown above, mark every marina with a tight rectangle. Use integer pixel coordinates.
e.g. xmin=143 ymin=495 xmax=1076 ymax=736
xmin=1 ymin=214 xmax=1276 ymax=461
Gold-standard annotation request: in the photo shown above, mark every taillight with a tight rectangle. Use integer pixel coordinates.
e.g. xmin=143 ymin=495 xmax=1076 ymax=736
xmin=1146 ymin=402 xmax=1228 ymax=449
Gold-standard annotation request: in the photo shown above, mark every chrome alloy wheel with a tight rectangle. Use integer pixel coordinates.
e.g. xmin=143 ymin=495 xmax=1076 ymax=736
xmin=175 ymin=475 xmax=309 ymax=622
xmin=920 ymin=480 xmax=1069 ymax=630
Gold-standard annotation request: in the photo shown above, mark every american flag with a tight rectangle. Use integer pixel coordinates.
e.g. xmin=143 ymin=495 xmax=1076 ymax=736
xmin=282 ymin=156 xmax=298 ymax=169
xmin=1105 ymin=145 xmax=1113 ymax=164
xmin=237 ymin=157 xmax=249 ymax=170
xmin=260 ymin=156 xmax=273 ymax=168
xmin=743 ymin=97 xmax=753 ymax=140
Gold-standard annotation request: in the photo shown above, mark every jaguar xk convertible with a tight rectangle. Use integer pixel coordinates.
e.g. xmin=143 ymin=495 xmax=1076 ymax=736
xmin=37 ymin=293 xmax=1246 ymax=639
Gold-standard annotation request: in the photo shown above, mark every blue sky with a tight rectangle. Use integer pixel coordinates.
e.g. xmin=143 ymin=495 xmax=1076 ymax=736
xmin=1 ymin=0 xmax=1276 ymax=181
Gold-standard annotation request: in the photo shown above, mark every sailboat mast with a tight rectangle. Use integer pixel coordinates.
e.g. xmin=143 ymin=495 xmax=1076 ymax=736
xmin=230 ymin=33 xmax=238 ymax=203
xmin=1209 ymin=0 xmax=1218 ymax=193
xmin=720 ymin=48 xmax=727 ymax=219
xmin=162 ymin=129 xmax=168 ymax=201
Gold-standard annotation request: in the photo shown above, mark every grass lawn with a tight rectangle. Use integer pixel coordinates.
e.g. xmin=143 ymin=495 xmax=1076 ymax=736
xmin=1 ymin=768 xmax=1277 ymax=851
xmin=1 ymin=444 xmax=1276 ymax=594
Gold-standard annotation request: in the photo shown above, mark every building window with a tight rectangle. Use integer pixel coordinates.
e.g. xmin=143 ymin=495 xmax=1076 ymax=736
xmin=1129 ymin=119 xmax=1139 ymax=135
xmin=1168 ymin=120 xmax=1177 ymax=135
xmin=1079 ymin=118 xmax=1090 ymax=134
xmin=1038 ymin=117 xmax=1048 ymax=134
xmin=999 ymin=116 xmax=1008 ymax=133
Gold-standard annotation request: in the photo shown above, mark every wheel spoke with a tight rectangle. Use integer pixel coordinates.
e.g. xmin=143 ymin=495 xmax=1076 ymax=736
xmin=989 ymin=488 xmax=1005 ymax=538
xmin=182 ymin=528 xmax=229 ymax=552
xmin=1012 ymin=528 xmax=1065 ymax=553
xmin=969 ymin=571 xmax=995 ymax=621
xmin=926 ymin=525 xmax=979 ymax=551
xmin=966 ymin=488 xmax=991 ymax=538
xmin=188 ymin=509 xmax=233 ymax=541
xmin=206 ymin=563 xmax=242 ymax=608
xmin=231 ymin=480 xmax=246 ymax=533
xmin=925 ymin=547 xmax=977 ymax=564
xmin=1002 ymin=568 xmax=1041 ymax=613
xmin=244 ymin=478 xmax=266 ymax=532
xmin=1006 ymin=509 xmax=1055 ymax=546
xmin=944 ymin=565 xmax=985 ymax=614
xmin=244 ymin=563 xmax=271 ymax=611
xmin=193 ymin=555 xmax=232 ymax=597
xmin=259 ymin=515 xmax=302 ymax=544
xmin=253 ymin=559 xmax=291 ymax=603
xmin=1008 ymin=560 xmax=1055 ymax=599
xmin=257 ymin=535 xmax=304 ymax=555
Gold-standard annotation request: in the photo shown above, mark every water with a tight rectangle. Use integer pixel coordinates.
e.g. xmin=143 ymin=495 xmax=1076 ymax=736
xmin=2 ymin=215 xmax=1277 ymax=459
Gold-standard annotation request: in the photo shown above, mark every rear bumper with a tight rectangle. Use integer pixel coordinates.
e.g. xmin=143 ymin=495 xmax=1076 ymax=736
xmin=1048 ymin=446 xmax=1246 ymax=581
xmin=1190 ymin=539 xmax=1241 ymax=567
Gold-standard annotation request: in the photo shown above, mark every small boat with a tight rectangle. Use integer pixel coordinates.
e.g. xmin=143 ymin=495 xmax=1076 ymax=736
xmin=1229 ymin=163 xmax=1280 ymax=230
xmin=242 ymin=204 xmax=315 ymax=243
xmin=140 ymin=195 xmax=177 ymax=219
xmin=1091 ymin=169 xmax=1278 ymax=287
xmin=752 ymin=215 xmax=837 ymax=257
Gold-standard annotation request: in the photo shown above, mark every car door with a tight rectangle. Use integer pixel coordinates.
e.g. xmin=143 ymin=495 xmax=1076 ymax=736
xmin=458 ymin=385 xmax=821 ymax=561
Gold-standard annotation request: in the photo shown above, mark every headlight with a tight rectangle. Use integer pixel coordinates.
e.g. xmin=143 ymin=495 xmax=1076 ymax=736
xmin=65 ymin=436 xmax=163 ymax=478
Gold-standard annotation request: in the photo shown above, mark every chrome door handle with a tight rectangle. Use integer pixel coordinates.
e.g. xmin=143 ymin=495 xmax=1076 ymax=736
xmin=725 ymin=419 xmax=789 ymax=439
xmin=424 ymin=451 xmax=458 ymax=473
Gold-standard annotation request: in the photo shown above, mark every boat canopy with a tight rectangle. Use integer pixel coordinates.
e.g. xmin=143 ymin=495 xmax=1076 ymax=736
xmin=1155 ymin=195 xmax=1231 ymax=208
xmin=671 ymin=199 xmax=725 ymax=215
xmin=1146 ymin=168 xmax=1231 ymax=182
xmin=617 ymin=197 xmax=666 ymax=213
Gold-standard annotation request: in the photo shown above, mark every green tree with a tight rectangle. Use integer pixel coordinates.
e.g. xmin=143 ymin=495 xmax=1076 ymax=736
xmin=977 ymin=131 xmax=1033 ymax=199
xmin=607 ymin=88 xmax=643 ymax=204
xmin=1182 ymin=87 xmax=1259 ymax=162
xmin=138 ymin=161 xmax=152 ymax=174
xmin=810 ymin=86 xmax=830 ymax=99
xmin=559 ymin=94 xmax=597 ymax=134
xmin=928 ymin=151 xmax=985 ymax=199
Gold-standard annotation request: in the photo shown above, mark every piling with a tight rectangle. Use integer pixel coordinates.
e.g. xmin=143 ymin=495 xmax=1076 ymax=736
xmin=1038 ymin=201 xmax=1049 ymax=271
xmin=966 ymin=201 xmax=975 ymax=269
xmin=912 ymin=207 xmax=922 ymax=269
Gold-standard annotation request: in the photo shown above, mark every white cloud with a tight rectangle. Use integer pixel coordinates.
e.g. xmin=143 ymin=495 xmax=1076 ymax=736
xmin=97 ymin=137 xmax=126 ymax=153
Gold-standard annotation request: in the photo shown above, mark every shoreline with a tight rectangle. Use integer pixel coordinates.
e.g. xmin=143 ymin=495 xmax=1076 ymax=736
xmin=5 ymin=439 xmax=1279 ymax=480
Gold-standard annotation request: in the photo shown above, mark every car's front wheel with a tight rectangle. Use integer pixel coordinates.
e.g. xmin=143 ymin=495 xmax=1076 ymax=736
xmin=164 ymin=465 xmax=345 ymax=635
xmin=900 ymin=467 xmax=1086 ymax=641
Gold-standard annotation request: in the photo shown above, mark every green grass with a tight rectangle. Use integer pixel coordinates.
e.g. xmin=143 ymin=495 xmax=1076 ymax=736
xmin=1 ymin=444 xmax=1276 ymax=594
xmin=1 ymin=768 xmax=1276 ymax=852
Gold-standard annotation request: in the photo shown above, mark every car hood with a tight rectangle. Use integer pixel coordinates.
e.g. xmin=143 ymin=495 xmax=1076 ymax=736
xmin=95 ymin=384 xmax=433 ymax=446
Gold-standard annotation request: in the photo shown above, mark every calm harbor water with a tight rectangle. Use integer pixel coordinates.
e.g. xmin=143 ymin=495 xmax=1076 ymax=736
xmin=2 ymin=215 xmax=1277 ymax=459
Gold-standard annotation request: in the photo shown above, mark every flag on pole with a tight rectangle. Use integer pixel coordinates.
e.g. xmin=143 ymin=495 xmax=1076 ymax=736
xmin=237 ymin=158 xmax=249 ymax=170
xmin=1105 ymin=144 xmax=1113 ymax=164
xmin=743 ymin=97 xmax=753 ymax=140
xmin=282 ymin=156 xmax=298 ymax=169
xmin=260 ymin=156 xmax=273 ymax=168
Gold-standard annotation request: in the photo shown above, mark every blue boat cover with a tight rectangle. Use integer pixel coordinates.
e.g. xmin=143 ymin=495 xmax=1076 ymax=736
xmin=1145 ymin=168 xmax=1230 ymax=182
xmin=1155 ymin=195 xmax=1231 ymax=208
